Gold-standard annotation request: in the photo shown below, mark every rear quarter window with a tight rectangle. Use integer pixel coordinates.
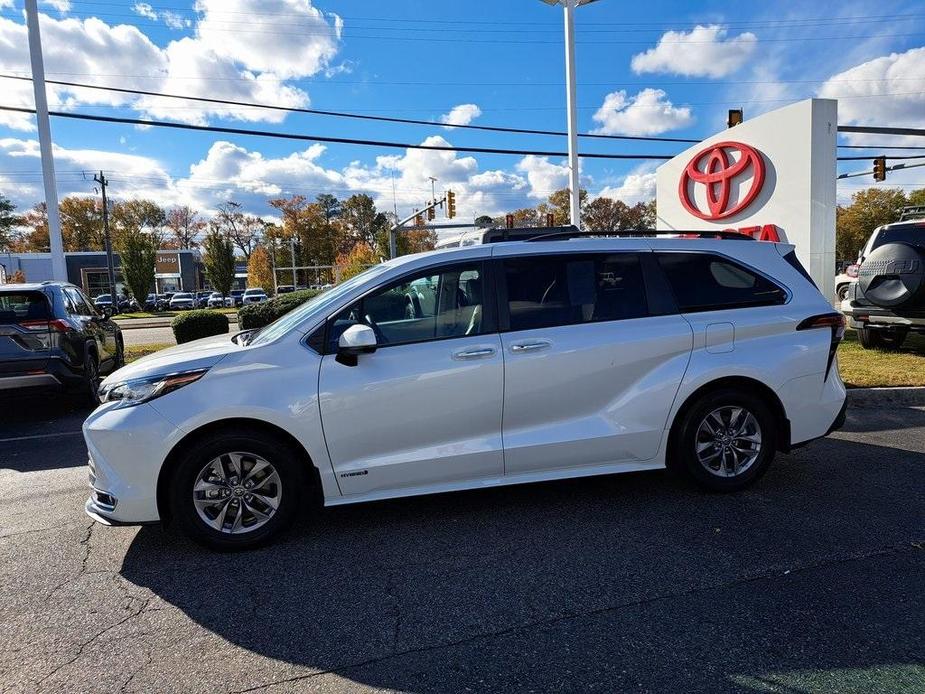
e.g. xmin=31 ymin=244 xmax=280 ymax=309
xmin=656 ymin=252 xmax=787 ymax=313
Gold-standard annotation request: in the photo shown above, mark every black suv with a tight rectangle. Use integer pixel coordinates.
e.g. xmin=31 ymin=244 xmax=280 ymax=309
xmin=0 ymin=282 xmax=124 ymax=404
xmin=841 ymin=207 xmax=925 ymax=349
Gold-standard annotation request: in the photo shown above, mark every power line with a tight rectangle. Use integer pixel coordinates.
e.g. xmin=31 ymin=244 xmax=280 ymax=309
xmin=0 ymin=105 xmax=677 ymax=160
xmin=0 ymin=74 xmax=699 ymax=144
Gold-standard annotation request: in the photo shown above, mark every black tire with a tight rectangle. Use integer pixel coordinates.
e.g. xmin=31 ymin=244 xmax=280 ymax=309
xmin=169 ymin=429 xmax=307 ymax=550
xmin=113 ymin=336 xmax=125 ymax=370
xmin=670 ymin=388 xmax=777 ymax=492
xmin=836 ymin=284 xmax=850 ymax=301
xmin=82 ymin=349 xmax=100 ymax=407
xmin=857 ymin=326 xmax=907 ymax=351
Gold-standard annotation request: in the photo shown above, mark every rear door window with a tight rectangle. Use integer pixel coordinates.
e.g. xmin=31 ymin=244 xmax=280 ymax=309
xmin=656 ymin=253 xmax=787 ymax=312
xmin=0 ymin=292 xmax=50 ymax=324
xmin=502 ymin=253 xmax=648 ymax=331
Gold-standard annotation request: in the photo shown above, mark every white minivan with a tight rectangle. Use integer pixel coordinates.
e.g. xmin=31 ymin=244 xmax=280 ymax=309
xmin=84 ymin=233 xmax=847 ymax=549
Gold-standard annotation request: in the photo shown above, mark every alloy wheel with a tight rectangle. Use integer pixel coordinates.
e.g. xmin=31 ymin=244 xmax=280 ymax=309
xmin=192 ymin=452 xmax=282 ymax=534
xmin=694 ymin=406 xmax=763 ymax=478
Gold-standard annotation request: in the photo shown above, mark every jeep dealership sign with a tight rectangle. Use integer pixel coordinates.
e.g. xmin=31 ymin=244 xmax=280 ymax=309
xmin=657 ymin=98 xmax=837 ymax=299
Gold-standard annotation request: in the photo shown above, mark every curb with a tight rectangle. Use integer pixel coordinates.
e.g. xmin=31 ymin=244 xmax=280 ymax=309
xmin=847 ymin=387 xmax=925 ymax=408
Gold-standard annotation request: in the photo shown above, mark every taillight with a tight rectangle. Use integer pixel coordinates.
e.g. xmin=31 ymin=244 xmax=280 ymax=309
xmin=20 ymin=319 xmax=70 ymax=332
xmin=846 ymin=264 xmax=859 ymax=278
xmin=796 ymin=313 xmax=845 ymax=380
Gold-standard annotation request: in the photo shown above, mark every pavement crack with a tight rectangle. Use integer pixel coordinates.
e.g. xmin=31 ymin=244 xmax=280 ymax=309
xmin=0 ymin=521 xmax=84 ymax=539
xmin=226 ymin=541 xmax=922 ymax=694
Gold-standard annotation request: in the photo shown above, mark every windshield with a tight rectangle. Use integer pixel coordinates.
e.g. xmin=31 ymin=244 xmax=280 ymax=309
xmin=870 ymin=224 xmax=924 ymax=253
xmin=249 ymin=263 xmax=391 ymax=346
xmin=174 ymin=293 xmax=192 ymax=299
xmin=96 ymin=294 xmax=111 ymax=301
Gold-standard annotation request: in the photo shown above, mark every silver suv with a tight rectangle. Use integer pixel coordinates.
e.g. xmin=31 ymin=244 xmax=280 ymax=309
xmin=841 ymin=207 xmax=925 ymax=350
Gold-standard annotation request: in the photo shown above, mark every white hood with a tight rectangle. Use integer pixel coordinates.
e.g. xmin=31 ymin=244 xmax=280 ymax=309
xmin=102 ymin=332 xmax=242 ymax=385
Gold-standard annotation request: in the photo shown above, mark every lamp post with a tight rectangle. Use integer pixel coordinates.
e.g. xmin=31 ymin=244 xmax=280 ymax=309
xmin=539 ymin=0 xmax=599 ymax=229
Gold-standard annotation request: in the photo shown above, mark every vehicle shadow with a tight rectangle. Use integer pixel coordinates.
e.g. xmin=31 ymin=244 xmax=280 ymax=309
xmin=0 ymin=393 xmax=91 ymax=471
xmin=120 ymin=434 xmax=925 ymax=692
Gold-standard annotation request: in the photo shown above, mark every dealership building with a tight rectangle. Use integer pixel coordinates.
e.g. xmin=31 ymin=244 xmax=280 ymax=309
xmin=0 ymin=249 xmax=203 ymax=297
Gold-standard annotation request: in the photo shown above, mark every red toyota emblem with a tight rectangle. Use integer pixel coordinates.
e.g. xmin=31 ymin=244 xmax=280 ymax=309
xmin=679 ymin=141 xmax=766 ymax=221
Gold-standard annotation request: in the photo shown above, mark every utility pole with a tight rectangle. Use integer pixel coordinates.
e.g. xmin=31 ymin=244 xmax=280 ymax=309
xmin=289 ymin=237 xmax=297 ymax=288
xmin=25 ymin=0 xmax=66 ymax=281
xmin=93 ymin=171 xmax=118 ymax=314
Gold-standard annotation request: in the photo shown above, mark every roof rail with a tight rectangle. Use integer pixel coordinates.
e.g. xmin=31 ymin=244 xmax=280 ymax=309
xmin=523 ymin=229 xmax=756 ymax=242
xmin=898 ymin=205 xmax=925 ymax=222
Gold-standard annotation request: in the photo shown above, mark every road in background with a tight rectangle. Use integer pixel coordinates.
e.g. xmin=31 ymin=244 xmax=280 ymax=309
xmin=1 ymin=400 xmax=923 ymax=693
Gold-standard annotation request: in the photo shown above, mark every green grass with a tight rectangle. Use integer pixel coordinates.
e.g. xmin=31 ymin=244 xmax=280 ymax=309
xmin=838 ymin=329 xmax=925 ymax=388
xmin=113 ymin=308 xmax=237 ymax=320
xmin=125 ymin=343 xmax=174 ymax=363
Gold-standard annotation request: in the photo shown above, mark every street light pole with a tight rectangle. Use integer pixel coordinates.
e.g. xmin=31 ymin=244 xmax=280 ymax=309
xmin=562 ymin=0 xmax=581 ymax=229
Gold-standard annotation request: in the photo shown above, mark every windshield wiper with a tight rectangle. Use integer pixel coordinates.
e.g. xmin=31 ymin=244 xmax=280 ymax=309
xmin=233 ymin=328 xmax=258 ymax=346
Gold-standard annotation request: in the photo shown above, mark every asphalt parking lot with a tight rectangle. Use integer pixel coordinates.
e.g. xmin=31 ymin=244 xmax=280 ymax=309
xmin=1 ymin=396 xmax=923 ymax=693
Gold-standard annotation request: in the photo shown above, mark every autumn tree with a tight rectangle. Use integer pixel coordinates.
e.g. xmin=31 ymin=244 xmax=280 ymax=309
xmin=59 ymin=196 xmax=103 ymax=251
xmin=538 ymin=187 xmax=589 ymax=226
xmin=111 ymin=199 xmax=166 ymax=249
xmin=835 ymin=188 xmax=908 ymax=261
xmin=336 ymin=242 xmax=379 ymax=281
xmin=118 ymin=229 xmax=158 ymax=304
xmin=0 ymin=194 xmax=18 ymax=251
xmin=340 ymin=194 xmax=389 ymax=251
xmin=15 ymin=203 xmax=49 ymax=252
xmin=269 ymin=195 xmax=338 ymax=282
xmin=165 ymin=206 xmax=205 ymax=249
xmin=247 ymin=245 xmax=275 ymax=292
xmin=474 ymin=215 xmax=494 ymax=228
xmin=584 ymin=197 xmax=656 ymax=232
xmin=212 ymin=202 xmax=262 ymax=260
xmin=202 ymin=229 xmax=236 ymax=298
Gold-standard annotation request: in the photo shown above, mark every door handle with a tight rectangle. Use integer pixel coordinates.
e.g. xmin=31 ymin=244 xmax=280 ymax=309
xmin=453 ymin=347 xmax=496 ymax=360
xmin=511 ymin=340 xmax=551 ymax=353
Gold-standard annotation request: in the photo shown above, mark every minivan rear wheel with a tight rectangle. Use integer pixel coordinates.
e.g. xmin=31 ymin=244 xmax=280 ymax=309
xmin=169 ymin=429 xmax=306 ymax=550
xmin=671 ymin=388 xmax=777 ymax=492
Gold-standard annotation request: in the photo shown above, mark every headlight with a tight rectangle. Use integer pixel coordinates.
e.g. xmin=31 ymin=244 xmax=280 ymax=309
xmin=99 ymin=368 xmax=208 ymax=408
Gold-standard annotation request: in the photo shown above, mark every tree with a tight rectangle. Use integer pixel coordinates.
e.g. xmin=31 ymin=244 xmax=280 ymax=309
xmin=336 ymin=242 xmax=378 ymax=281
xmin=835 ymin=188 xmax=907 ymax=261
xmin=165 ymin=206 xmax=205 ymax=249
xmin=0 ymin=194 xmax=19 ymax=251
xmin=15 ymin=203 xmax=49 ymax=252
xmin=247 ymin=245 xmax=275 ymax=292
xmin=111 ymin=199 xmax=166 ymax=249
xmin=212 ymin=202 xmax=262 ymax=260
xmin=340 ymin=194 xmax=389 ymax=250
xmin=203 ymin=229 xmax=236 ymax=298
xmin=9 ymin=269 xmax=25 ymax=284
xmin=118 ymin=229 xmax=158 ymax=305
xmin=539 ymin=187 xmax=589 ymax=226
xmin=59 ymin=196 xmax=104 ymax=251
xmin=474 ymin=215 xmax=494 ymax=228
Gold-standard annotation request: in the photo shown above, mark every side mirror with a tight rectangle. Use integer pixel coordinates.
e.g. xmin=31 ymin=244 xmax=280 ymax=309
xmin=100 ymin=306 xmax=113 ymax=318
xmin=336 ymin=324 xmax=377 ymax=366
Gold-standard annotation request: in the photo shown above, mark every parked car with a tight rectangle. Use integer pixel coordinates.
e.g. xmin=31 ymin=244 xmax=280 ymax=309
xmin=144 ymin=294 xmax=159 ymax=312
xmin=275 ymin=285 xmax=295 ymax=295
xmin=835 ymin=264 xmax=859 ymax=302
xmin=206 ymin=292 xmax=226 ymax=309
xmin=225 ymin=289 xmax=245 ymax=308
xmin=841 ymin=206 xmax=925 ymax=349
xmin=196 ymin=291 xmax=213 ymax=308
xmin=1 ymin=281 xmax=123 ymax=405
xmin=168 ymin=292 xmax=196 ymax=310
xmin=85 ymin=231 xmax=847 ymax=549
xmin=93 ymin=294 xmax=114 ymax=312
xmin=241 ymin=288 xmax=268 ymax=305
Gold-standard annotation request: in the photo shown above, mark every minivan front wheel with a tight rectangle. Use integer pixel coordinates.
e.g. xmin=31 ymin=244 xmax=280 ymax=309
xmin=170 ymin=430 xmax=305 ymax=550
xmin=672 ymin=389 xmax=777 ymax=492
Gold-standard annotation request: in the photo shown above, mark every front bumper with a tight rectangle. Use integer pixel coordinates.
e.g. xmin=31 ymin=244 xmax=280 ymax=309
xmin=82 ymin=401 xmax=182 ymax=525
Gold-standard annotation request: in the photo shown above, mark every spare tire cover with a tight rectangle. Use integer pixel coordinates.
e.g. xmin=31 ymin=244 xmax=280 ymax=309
xmin=858 ymin=242 xmax=925 ymax=308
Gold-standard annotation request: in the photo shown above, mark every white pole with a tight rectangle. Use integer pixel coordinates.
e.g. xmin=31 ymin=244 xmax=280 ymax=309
xmin=562 ymin=0 xmax=581 ymax=229
xmin=25 ymin=0 xmax=66 ymax=280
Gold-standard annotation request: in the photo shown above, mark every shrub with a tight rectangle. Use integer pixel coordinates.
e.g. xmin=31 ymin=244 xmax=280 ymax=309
xmin=238 ymin=289 xmax=323 ymax=330
xmin=172 ymin=310 xmax=229 ymax=344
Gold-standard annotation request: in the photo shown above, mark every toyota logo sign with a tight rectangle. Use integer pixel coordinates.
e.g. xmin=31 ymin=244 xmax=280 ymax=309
xmin=679 ymin=141 xmax=766 ymax=221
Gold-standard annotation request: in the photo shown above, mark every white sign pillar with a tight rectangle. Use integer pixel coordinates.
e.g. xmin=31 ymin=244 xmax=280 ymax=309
xmin=656 ymin=99 xmax=837 ymax=299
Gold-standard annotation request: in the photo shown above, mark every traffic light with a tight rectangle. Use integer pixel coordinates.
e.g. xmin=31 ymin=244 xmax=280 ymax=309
xmin=415 ymin=213 xmax=424 ymax=227
xmin=505 ymin=214 xmax=514 ymax=229
xmin=546 ymin=212 xmax=555 ymax=227
xmin=873 ymin=156 xmax=887 ymax=182
xmin=446 ymin=190 xmax=456 ymax=219
xmin=727 ymin=108 xmax=743 ymax=128
xmin=427 ymin=206 xmax=435 ymax=221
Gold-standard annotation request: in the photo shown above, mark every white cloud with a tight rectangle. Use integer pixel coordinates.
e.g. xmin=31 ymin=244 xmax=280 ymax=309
xmin=0 ymin=3 xmax=342 ymax=130
xmin=515 ymin=156 xmax=570 ymax=200
xmin=41 ymin=0 xmax=71 ymax=11
xmin=132 ymin=2 xmax=157 ymax=20
xmin=597 ymin=165 xmax=657 ymax=205
xmin=631 ymin=25 xmax=757 ymax=78
xmin=132 ymin=2 xmax=190 ymax=29
xmin=440 ymin=104 xmax=482 ymax=129
xmin=194 ymin=0 xmax=342 ymax=80
xmin=819 ymin=46 xmax=925 ymax=145
xmin=591 ymin=88 xmax=693 ymax=136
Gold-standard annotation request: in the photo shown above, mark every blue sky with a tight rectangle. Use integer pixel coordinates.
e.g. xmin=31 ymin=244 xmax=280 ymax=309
xmin=1 ymin=0 xmax=924 ymax=223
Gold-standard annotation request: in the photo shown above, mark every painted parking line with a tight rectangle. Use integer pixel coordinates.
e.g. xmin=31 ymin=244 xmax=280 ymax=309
xmin=0 ymin=431 xmax=83 ymax=443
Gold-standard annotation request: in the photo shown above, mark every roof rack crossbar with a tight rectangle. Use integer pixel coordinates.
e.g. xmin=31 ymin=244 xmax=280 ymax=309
xmin=522 ymin=229 xmax=756 ymax=242
xmin=898 ymin=205 xmax=925 ymax=222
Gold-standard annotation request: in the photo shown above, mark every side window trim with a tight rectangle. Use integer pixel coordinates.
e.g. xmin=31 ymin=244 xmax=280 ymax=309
xmin=320 ymin=259 xmax=496 ymax=355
